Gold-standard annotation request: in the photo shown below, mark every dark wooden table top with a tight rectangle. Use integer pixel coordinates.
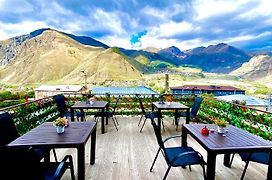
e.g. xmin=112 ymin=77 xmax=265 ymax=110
xmin=152 ymin=102 xmax=189 ymax=110
xmin=182 ymin=124 xmax=272 ymax=153
xmin=71 ymin=101 xmax=108 ymax=109
xmin=8 ymin=122 xmax=97 ymax=148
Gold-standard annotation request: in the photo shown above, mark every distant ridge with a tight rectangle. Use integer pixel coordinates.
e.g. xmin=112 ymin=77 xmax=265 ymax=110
xmin=181 ymin=43 xmax=251 ymax=73
xmin=29 ymin=28 xmax=109 ymax=49
xmin=62 ymin=32 xmax=109 ymax=49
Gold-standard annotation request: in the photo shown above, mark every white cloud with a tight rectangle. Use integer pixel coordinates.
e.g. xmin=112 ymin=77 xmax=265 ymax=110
xmin=92 ymin=9 xmax=124 ymax=35
xmin=0 ymin=21 xmax=49 ymax=40
xmin=238 ymin=0 xmax=272 ymax=20
xmin=0 ymin=0 xmax=34 ymax=13
xmin=141 ymin=3 xmax=187 ymax=22
xmin=193 ymin=0 xmax=249 ymax=20
xmin=139 ymin=33 xmax=203 ymax=50
xmin=141 ymin=6 xmax=166 ymax=19
xmin=154 ymin=21 xmax=194 ymax=37
xmin=99 ymin=35 xmax=132 ymax=49
xmin=226 ymin=31 xmax=272 ymax=44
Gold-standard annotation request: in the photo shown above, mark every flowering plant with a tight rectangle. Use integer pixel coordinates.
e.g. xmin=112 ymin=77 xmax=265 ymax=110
xmin=53 ymin=117 xmax=67 ymax=127
xmin=214 ymin=118 xmax=228 ymax=127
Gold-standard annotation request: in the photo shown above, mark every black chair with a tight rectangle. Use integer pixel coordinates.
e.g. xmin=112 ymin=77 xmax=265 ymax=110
xmin=53 ymin=94 xmax=84 ymax=121
xmin=149 ymin=117 xmax=206 ymax=180
xmin=175 ymin=97 xmax=203 ymax=129
xmin=136 ymin=94 xmax=162 ymax=132
xmin=0 ymin=146 xmax=75 ymax=180
xmin=230 ymin=152 xmax=271 ymax=180
xmin=0 ymin=112 xmax=57 ymax=162
xmin=94 ymin=95 xmax=121 ymax=131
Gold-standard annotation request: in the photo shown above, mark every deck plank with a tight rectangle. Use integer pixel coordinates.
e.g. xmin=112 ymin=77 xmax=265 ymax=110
xmin=55 ymin=116 xmax=268 ymax=180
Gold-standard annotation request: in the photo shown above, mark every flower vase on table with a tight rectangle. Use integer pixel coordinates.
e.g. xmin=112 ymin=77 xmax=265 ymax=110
xmin=217 ymin=126 xmax=225 ymax=134
xmin=213 ymin=118 xmax=228 ymax=134
xmin=53 ymin=117 xmax=67 ymax=134
xmin=56 ymin=126 xmax=65 ymax=134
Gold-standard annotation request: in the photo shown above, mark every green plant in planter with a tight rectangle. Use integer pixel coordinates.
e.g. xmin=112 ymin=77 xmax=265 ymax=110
xmin=53 ymin=117 xmax=67 ymax=127
xmin=214 ymin=118 xmax=228 ymax=127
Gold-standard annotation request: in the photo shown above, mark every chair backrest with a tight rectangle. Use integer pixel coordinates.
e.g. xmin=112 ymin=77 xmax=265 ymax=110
xmin=53 ymin=94 xmax=68 ymax=117
xmin=111 ymin=95 xmax=121 ymax=115
xmin=0 ymin=112 xmax=20 ymax=145
xmin=190 ymin=97 xmax=203 ymax=117
xmin=150 ymin=117 xmax=166 ymax=152
xmin=136 ymin=94 xmax=146 ymax=115
xmin=0 ymin=146 xmax=43 ymax=179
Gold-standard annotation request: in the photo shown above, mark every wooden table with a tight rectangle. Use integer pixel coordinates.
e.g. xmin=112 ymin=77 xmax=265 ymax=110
xmin=9 ymin=122 xmax=97 ymax=180
xmin=182 ymin=124 xmax=272 ymax=180
xmin=152 ymin=102 xmax=190 ymax=131
xmin=71 ymin=101 xmax=108 ymax=134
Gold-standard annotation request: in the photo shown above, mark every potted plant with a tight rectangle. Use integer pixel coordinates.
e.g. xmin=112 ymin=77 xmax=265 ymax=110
xmin=214 ymin=118 xmax=228 ymax=134
xmin=53 ymin=117 xmax=67 ymax=134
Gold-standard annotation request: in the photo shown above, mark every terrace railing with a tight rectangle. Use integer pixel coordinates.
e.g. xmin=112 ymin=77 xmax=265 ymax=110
xmin=0 ymin=96 xmax=58 ymax=135
xmin=198 ymin=94 xmax=272 ymax=141
xmin=0 ymin=92 xmax=271 ymax=141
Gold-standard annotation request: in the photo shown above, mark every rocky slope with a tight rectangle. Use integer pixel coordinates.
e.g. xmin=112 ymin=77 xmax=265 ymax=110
xmin=230 ymin=55 xmax=272 ymax=81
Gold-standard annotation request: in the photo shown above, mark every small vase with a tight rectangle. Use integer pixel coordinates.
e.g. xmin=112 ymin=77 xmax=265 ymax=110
xmin=56 ymin=126 xmax=65 ymax=134
xmin=217 ymin=126 xmax=225 ymax=134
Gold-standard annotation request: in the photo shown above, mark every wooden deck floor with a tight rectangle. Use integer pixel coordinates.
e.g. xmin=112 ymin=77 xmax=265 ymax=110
xmin=56 ymin=116 xmax=268 ymax=180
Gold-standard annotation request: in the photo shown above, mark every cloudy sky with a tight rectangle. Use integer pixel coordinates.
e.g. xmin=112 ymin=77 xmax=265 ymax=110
xmin=0 ymin=0 xmax=271 ymax=51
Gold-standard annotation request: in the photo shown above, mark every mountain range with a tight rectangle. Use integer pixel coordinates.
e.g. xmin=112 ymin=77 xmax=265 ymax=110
xmin=0 ymin=28 xmax=269 ymax=84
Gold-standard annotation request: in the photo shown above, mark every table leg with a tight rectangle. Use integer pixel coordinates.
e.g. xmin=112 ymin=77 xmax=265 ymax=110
xmin=90 ymin=125 xmax=96 ymax=164
xmin=206 ymin=152 xmax=217 ymax=180
xmin=158 ymin=109 xmax=161 ymax=132
xmin=106 ymin=105 xmax=109 ymax=125
xmin=71 ymin=108 xmax=75 ymax=122
xmin=186 ymin=108 xmax=190 ymax=124
xmin=223 ymin=153 xmax=232 ymax=167
xmin=181 ymin=126 xmax=187 ymax=147
xmin=44 ymin=151 xmax=50 ymax=162
xmin=101 ymin=108 xmax=105 ymax=134
xmin=80 ymin=109 xmax=84 ymax=121
xmin=77 ymin=144 xmax=85 ymax=180
xmin=174 ymin=110 xmax=178 ymax=126
xmin=267 ymin=150 xmax=272 ymax=180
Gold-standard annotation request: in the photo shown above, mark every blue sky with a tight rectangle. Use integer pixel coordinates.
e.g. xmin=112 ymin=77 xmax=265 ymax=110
xmin=0 ymin=0 xmax=271 ymax=51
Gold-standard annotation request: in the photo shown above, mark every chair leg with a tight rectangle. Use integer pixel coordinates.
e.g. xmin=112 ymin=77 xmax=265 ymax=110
xmin=175 ymin=118 xmax=179 ymax=131
xmin=53 ymin=149 xmax=58 ymax=162
xmin=113 ymin=115 xmax=119 ymax=125
xmin=140 ymin=118 xmax=147 ymax=132
xmin=229 ymin=153 xmax=235 ymax=167
xmin=138 ymin=115 xmax=143 ymax=126
xmin=201 ymin=164 xmax=206 ymax=180
xmin=240 ymin=161 xmax=250 ymax=180
xmin=150 ymin=148 xmax=161 ymax=172
xmin=163 ymin=166 xmax=171 ymax=180
xmin=162 ymin=119 xmax=165 ymax=132
xmin=68 ymin=155 xmax=76 ymax=180
xmin=112 ymin=117 xmax=118 ymax=131
xmin=189 ymin=165 xmax=192 ymax=171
